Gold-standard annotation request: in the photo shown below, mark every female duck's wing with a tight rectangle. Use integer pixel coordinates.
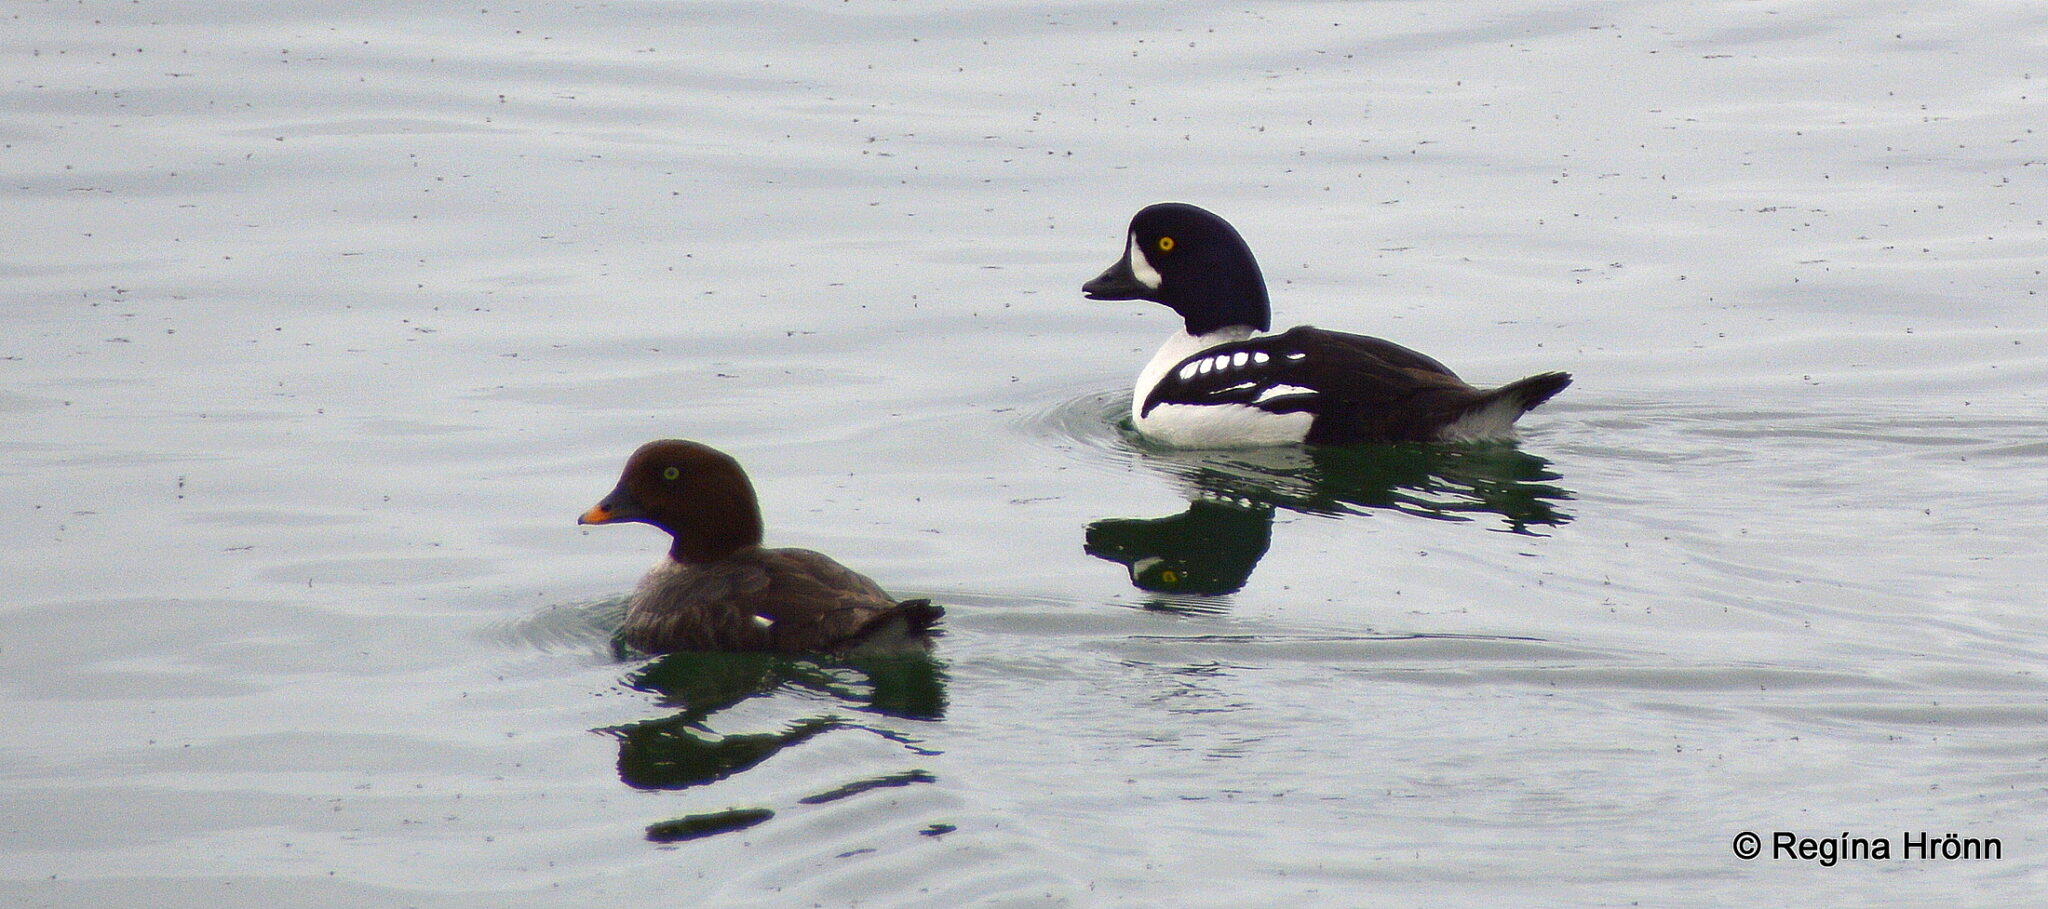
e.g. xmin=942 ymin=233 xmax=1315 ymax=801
xmin=621 ymin=559 xmax=777 ymax=653
xmin=624 ymin=552 xmax=937 ymax=655
xmin=738 ymin=548 xmax=932 ymax=652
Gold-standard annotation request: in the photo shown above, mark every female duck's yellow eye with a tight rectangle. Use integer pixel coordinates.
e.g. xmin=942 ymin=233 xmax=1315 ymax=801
xmin=662 ymin=467 xmax=681 ymax=481
xmin=1156 ymin=236 xmax=1176 ymax=252
xmin=1159 ymin=569 xmax=1181 ymax=584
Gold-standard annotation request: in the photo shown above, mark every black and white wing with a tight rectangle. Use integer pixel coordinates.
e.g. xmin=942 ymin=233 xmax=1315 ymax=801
xmin=1139 ymin=326 xmax=1468 ymax=419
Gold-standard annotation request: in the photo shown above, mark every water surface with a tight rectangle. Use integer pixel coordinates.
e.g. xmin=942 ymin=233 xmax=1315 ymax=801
xmin=4 ymin=2 xmax=2046 ymax=906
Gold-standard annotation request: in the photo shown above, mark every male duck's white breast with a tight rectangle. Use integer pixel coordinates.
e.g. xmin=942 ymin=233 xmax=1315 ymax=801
xmin=1131 ymin=328 xmax=1313 ymax=449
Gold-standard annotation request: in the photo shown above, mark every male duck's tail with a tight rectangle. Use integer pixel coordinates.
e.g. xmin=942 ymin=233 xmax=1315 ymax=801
xmin=1440 ymin=372 xmax=1573 ymax=441
xmin=1494 ymin=371 xmax=1573 ymax=413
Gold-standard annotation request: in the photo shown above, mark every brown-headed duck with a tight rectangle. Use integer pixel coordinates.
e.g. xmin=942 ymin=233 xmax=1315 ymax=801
xmin=579 ymin=439 xmax=942 ymax=655
xmin=1083 ymin=202 xmax=1572 ymax=447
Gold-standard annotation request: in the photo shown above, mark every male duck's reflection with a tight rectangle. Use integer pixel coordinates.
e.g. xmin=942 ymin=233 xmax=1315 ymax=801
xmin=1087 ymin=499 xmax=1274 ymax=599
xmin=1087 ymin=443 xmax=1572 ymax=599
xmin=598 ymin=650 xmax=946 ymax=842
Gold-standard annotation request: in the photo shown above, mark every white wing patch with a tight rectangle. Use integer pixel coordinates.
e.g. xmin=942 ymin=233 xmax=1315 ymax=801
xmin=1176 ymin=350 xmax=1286 ymax=384
xmin=1253 ymin=384 xmax=1315 ymax=404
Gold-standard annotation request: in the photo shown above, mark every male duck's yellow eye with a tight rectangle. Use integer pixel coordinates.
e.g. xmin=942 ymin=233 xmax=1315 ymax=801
xmin=1156 ymin=236 xmax=1176 ymax=252
xmin=1159 ymin=568 xmax=1181 ymax=584
xmin=662 ymin=467 xmax=681 ymax=481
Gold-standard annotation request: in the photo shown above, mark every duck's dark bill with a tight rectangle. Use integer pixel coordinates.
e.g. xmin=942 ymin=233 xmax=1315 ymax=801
xmin=1082 ymin=256 xmax=1148 ymax=300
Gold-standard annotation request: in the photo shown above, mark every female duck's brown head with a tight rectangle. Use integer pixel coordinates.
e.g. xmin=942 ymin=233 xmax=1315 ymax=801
xmin=579 ymin=439 xmax=766 ymax=564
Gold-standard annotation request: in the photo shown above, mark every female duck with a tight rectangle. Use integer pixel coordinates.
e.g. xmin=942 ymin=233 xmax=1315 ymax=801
xmin=1083 ymin=202 xmax=1572 ymax=447
xmin=579 ymin=439 xmax=942 ymax=655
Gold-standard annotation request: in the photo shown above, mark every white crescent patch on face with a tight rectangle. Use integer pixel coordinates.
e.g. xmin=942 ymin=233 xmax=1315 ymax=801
xmin=1127 ymin=232 xmax=1163 ymax=290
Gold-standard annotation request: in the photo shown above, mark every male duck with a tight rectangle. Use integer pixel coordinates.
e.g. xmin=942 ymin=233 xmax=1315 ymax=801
xmin=1083 ymin=202 xmax=1572 ymax=448
xmin=579 ymin=439 xmax=942 ymax=655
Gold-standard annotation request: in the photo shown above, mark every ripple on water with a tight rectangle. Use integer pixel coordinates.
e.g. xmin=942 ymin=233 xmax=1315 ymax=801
xmin=478 ymin=596 xmax=626 ymax=656
xmin=1024 ymin=385 xmax=1575 ymax=525
xmin=1010 ymin=383 xmax=1142 ymax=475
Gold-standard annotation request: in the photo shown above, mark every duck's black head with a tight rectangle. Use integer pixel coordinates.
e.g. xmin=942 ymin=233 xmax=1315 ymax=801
xmin=1082 ymin=202 xmax=1271 ymax=335
xmin=580 ymin=439 xmax=765 ymax=564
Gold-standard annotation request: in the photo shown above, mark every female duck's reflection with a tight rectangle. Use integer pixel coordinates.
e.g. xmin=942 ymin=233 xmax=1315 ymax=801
xmin=1086 ymin=443 xmax=1573 ymax=599
xmin=599 ymin=650 xmax=946 ymax=842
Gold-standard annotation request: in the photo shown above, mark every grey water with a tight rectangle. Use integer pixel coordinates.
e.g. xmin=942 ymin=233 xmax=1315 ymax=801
xmin=4 ymin=2 xmax=2046 ymax=906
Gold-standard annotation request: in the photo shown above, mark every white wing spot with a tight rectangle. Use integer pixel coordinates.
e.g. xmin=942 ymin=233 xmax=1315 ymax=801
xmin=1178 ymin=362 xmax=1201 ymax=381
xmin=1232 ymin=352 xmax=1250 ymax=368
xmin=1253 ymin=351 xmax=1271 ymax=365
xmin=1197 ymin=358 xmax=1214 ymax=374
xmin=1285 ymin=351 xmax=1307 ymax=361
xmin=1254 ymin=384 xmax=1315 ymax=404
